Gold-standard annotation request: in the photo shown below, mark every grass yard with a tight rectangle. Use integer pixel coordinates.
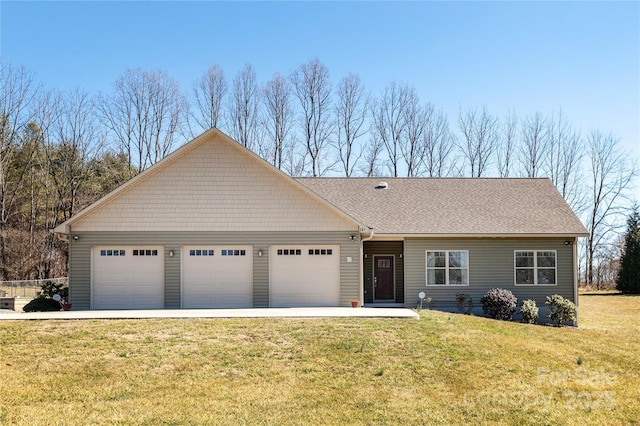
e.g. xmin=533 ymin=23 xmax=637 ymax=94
xmin=0 ymin=295 xmax=638 ymax=425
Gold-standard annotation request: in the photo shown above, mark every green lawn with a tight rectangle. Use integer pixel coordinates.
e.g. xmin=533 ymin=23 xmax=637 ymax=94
xmin=0 ymin=295 xmax=638 ymax=425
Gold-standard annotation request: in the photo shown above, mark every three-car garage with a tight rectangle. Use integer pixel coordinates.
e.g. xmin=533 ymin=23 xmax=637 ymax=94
xmin=91 ymin=244 xmax=341 ymax=309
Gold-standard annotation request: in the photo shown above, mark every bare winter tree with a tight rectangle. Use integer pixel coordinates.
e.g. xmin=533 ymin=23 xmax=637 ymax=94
xmin=0 ymin=64 xmax=39 ymax=279
xmin=457 ymin=105 xmax=499 ymax=177
xmin=229 ymin=64 xmax=261 ymax=150
xmin=335 ymin=73 xmax=368 ymax=177
xmin=518 ymin=112 xmax=548 ymax=178
xmin=544 ymin=110 xmax=585 ymax=213
xmin=290 ymin=58 xmax=334 ymax=177
xmin=496 ymin=110 xmax=517 ymax=177
xmin=401 ymin=91 xmax=428 ymax=177
xmin=262 ymin=72 xmax=294 ymax=170
xmin=191 ymin=63 xmax=227 ymax=134
xmin=47 ymin=88 xmax=104 ymax=221
xmin=98 ymin=68 xmax=186 ymax=177
xmin=422 ymin=108 xmax=456 ymax=177
xmin=584 ymin=130 xmax=639 ymax=288
xmin=361 ymin=134 xmax=385 ymax=177
xmin=371 ymin=81 xmax=411 ymax=177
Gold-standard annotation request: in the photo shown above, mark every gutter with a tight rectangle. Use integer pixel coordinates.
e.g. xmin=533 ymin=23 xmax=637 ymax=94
xmin=359 ymin=227 xmax=374 ymax=307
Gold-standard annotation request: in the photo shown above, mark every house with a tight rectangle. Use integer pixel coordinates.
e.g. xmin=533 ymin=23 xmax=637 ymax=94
xmin=54 ymin=128 xmax=588 ymax=312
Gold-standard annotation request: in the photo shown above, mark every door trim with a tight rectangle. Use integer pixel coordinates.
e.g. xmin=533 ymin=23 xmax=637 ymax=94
xmin=372 ymin=254 xmax=395 ymax=301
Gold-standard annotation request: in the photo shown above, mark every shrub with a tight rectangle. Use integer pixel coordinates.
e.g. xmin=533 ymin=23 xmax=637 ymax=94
xmin=23 ymin=297 xmax=62 ymax=312
xmin=480 ymin=288 xmax=517 ymax=320
xmin=545 ymin=294 xmax=577 ymax=326
xmin=520 ymin=299 xmax=539 ymax=324
xmin=456 ymin=293 xmax=473 ymax=315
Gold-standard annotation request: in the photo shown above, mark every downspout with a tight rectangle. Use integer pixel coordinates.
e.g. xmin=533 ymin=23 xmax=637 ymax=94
xmin=360 ymin=227 xmax=374 ymax=307
xmin=573 ymin=236 xmax=579 ymax=326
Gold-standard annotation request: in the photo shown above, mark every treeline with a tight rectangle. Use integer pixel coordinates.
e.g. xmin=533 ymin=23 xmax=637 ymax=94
xmin=1 ymin=60 xmax=637 ymax=286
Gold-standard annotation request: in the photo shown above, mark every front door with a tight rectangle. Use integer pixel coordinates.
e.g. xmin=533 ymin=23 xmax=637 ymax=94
xmin=374 ymin=256 xmax=394 ymax=301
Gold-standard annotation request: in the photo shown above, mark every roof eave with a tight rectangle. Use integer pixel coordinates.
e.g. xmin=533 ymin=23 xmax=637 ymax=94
xmin=370 ymin=232 xmax=590 ymax=239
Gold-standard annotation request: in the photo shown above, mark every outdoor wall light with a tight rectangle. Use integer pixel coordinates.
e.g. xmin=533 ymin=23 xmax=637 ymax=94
xmin=72 ymin=235 xmax=79 ymax=241
xmin=564 ymin=240 xmax=572 ymax=246
xmin=169 ymin=250 xmax=175 ymax=257
xmin=349 ymin=235 xmax=356 ymax=241
xmin=258 ymin=249 xmax=263 ymax=257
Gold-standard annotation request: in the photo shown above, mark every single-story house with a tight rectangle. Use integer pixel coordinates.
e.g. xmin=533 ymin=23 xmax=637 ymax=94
xmin=54 ymin=128 xmax=589 ymax=312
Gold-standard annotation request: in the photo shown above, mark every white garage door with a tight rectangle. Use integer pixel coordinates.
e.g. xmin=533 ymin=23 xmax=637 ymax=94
xmin=269 ymin=246 xmax=340 ymax=307
xmin=92 ymin=247 xmax=164 ymax=309
xmin=182 ymin=246 xmax=253 ymax=308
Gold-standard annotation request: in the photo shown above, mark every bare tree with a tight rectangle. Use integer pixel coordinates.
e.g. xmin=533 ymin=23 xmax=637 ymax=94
xmin=262 ymin=72 xmax=294 ymax=170
xmin=361 ymin=135 xmax=385 ymax=177
xmin=191 ymin=63 xmax=227 ymax=134
xmin=0 ymin=64 xmax=39 ymax=279
xmin=401 ymin=92 xmax=428 ymax=177
xmin=422 ymin=108 xmax=455 ymax=177
xmin=457 ymin=105 xmax=499 ymax=177
xmin=335 ymin=73 xmax=368 ymax=177
xmin=497 ymin=110 xmax=517 ymax=177
xmin=47 ymin=89 xmax=103 ymax=221
xmin=229 ymin=64 xmax=261 ymax=150
xmin=371 ymin=82 xmax=411 ymax=177
xmin=282 ymin=136 xmax=307 ymax=177
xmin=544 ymin=110 xmax=585 ymax=213
xmin=290 ymin=58 xmax=334 ymax=177
xmin=584 ymin=130 xmax=639 ymax=287
xmin=518 ymin=112 xmax=548 ymax=178
xmin=98 ymin=68 xmax=186 ymax=177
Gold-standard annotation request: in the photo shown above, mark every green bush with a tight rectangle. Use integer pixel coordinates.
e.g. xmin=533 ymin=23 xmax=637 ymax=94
xmin=520 ymin=299 xmax=539 ymax=324
xmin=480 ymin=288 xmax=517 ymax=320
xmin=545 ymin=294 xmax=577 ymax=326
xmin=23 ymin=297 xmax=62 ymax=312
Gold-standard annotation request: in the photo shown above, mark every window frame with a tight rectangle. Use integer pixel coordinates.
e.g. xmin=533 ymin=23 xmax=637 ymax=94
xmin=425 ymin=250 xmax=469 ymax=286
xmin=514 ymin=250 xmax=557 ymax=286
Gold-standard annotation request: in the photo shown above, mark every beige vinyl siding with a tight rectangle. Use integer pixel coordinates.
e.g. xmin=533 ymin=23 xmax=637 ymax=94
xmin=68 ymin=231 xmax=360 ymax=310
xmin=363 ymin=241 xmax=404 ymax=304
xmin=72 ymin=134 xmax=355 ymax=233
xmin=164 ymin=248 xmax=181 ymax=309
xmin=404 ymin=237 xmax=575 ymax=308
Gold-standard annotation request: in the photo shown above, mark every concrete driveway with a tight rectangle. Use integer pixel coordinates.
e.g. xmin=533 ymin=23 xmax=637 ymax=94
xmin=0 ymin=307 xmax=419 ymax=320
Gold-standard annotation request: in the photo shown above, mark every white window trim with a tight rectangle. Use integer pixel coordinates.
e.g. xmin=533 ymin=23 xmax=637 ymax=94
xmin=425 ymin=250 xmax=469 ymax=286
xmin=514 ymin=250 xmax=557 ymax=286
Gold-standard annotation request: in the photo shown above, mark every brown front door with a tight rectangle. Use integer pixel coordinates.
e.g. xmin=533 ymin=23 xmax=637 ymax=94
xmin=374 ymin=256 xmax=394 ymax=301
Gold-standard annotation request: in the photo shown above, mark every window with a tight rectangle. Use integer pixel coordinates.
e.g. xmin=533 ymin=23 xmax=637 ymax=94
xmin=190 ymin=249 xmax=214 ymax=256
xmin=426 ymin=250 xmax=469 ymax=286
xmin=222 ymin=249 xmax=246 ymax=256
xmin=309 ymin=248 xmax=333 ymax=256
xmin=277 ymin=248 xmax=301 ymax=256
xmin=515 ymin=250 xmax=556 ymax=285
xmin=133 ymin=249 xmax=158 ymax=256
xmin=100 ymin=249 xmax=125 ymax=257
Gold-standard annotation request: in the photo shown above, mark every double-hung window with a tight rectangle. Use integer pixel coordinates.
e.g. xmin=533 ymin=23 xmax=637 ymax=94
xmin=514 ymin=250 xmax=556 ymax=285
xmin=426 ymin=250 xmax=469 ymax=286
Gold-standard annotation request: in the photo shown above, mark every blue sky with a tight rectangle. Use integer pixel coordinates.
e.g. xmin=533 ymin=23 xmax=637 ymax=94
xmin=1 ymin=1 xmax=639 ymax=193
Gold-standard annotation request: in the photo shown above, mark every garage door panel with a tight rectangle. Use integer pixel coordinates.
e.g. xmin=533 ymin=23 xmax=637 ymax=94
xmin=270 ymin=246 xmax=340 ymax=307
xmin=182 ymin=246 xmax=253 ymax=308
xmin=92 ymin=246 xmax=164 ymax=310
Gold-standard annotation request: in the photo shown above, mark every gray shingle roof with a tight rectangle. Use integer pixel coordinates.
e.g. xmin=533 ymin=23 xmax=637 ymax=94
xmin=296 ymin=178 xmax=588 ymax=236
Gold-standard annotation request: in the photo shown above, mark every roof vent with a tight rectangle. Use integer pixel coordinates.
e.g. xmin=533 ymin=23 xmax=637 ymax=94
xmin=375 ymin=181 xmax=388 ymax=189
